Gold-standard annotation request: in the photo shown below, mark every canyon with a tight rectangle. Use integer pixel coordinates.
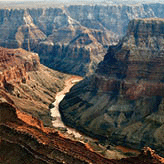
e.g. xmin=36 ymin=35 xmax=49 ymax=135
xmin=0 ymin=1 xmax=164 ymax=163
xmin=0 ymin=46 xmax=164 ymax=164
xmin=59 ymin=18 xmax=164 ymax=157
xmin=0 ymin=47 xmax=71 ymax=126
xmin=0 ymin=3 xmax=164 ymax=75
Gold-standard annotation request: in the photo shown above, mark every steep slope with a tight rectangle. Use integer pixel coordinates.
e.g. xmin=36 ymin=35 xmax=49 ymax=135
xmin=0 ymin=47 xmax=163 ymax=163
xmin=29 ymin=7 xmax=114 ymax=76
xmin=59 ymin=18 xmax=164 ymax=156
xmin=0 ymin=3 xmax=164 ymax=75
xmin=0 ymin=93 xmax=164 ymax=164
xmin=0 ymin=102 xmax=111 ymax=164
xmin=0 ymin=47 xmax=70 ymax=126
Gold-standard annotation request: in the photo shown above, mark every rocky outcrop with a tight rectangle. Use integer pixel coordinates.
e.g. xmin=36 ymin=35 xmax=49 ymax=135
xmin=59 ymin=18 xmax=164 ymax=156
xmin=0 ymin=102 xmax=109 ymax=164
xmin=118 ymin=147 xmax=164 ymax=164
xmin=0 ymin=99 xmax=164 ymax=164
xmin=0 ymin=47 xmax=70 ymax=126
xmin=0 ymin=47 xmax=39 ymax=87
xmin=0 ymin=3 xmax=164 ymax=75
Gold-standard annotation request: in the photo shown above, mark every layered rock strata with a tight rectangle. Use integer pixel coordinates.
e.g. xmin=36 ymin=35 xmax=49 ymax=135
xmin=0 ymin=3 xmax=164 ymax=75
xmin=0 ymin=47 xmax=163 ymax=163
xmin=0 ymin=98 xmax=164 ymax=164
xmin=59 ymin=18 xmax=164 ymax=156
xmin=0 ymin=47 xmax=70 ymax=126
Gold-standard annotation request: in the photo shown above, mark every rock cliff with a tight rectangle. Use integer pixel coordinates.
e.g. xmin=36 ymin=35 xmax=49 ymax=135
xmin=0 ymin=49 xmax=163 ymax=164
xmin=59 ymin=18 xmax=164 ymax=156
xmin=0 ymin=3 xmax=164 ymax=75
xmin=0 ymin=92 xmax=163 ymax=164
xmin=0 ymin=47 xmax=70 ymax=126
xmin=0 ymin=46 xmax=163 ymax=163
xmin=0 ymin=46 xmax=161 ymax=162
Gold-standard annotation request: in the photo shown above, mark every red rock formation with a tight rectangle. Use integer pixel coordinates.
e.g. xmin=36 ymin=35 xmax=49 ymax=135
xmin=0 ymin=47 xmax=69 ymax=126
xmin=117 ymin=147 xmax=164 ymax=164
xmin=1 ymin=101 xmax=164 ymax=164
xmin=0 ymin=47 xmax=40 ymax=87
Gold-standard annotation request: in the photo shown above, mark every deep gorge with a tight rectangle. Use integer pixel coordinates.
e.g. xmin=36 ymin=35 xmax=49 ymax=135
xmin=0 ymin=1 xmax=164 ymax=163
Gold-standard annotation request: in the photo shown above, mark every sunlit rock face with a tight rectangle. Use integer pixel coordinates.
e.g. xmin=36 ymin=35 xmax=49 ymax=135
xmin=0 ymin=47 xmax=69 ymax=126
xmin=0 ymin=3 xmax=164 ymax=75
xmin=59 ymin=18 xmax=164 ymax=156
xmin=1 ymin=102 xmax=163 ymax=164
xmin=0 ymin=45 xmax=163 ymax=162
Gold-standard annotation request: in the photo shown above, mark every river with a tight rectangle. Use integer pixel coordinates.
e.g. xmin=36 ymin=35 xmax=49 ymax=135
xmin=50 ymin=76 xmax=84 ymax=139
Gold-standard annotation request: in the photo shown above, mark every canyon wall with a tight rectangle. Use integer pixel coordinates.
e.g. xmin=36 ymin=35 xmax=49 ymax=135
xmin=59 ymin=18 xmax=164 ymax=156
xmin=0 ymin=47 xmax=70 ymax=126
xmin=1 ymin=99 xmax=163 ymax=163
xmin=0 ymin=3 xmax=164 ymax=75
xmin=0 ymin=48 xmax=163 ymax=164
